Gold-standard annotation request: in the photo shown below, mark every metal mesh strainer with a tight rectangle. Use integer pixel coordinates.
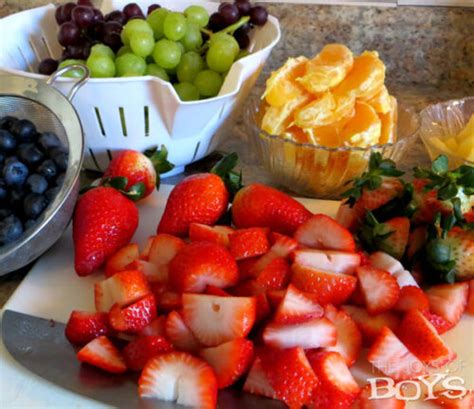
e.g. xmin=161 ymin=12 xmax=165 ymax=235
xmin=0 ymin=65 xmax=89 ymax=275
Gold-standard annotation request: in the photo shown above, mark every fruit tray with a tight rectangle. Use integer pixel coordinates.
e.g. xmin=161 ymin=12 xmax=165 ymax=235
xmin=1 ymin=185 xmax=473 ymax=409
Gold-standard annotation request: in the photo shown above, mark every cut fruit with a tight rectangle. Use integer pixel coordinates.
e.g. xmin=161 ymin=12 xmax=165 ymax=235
xmin=294 ymin=92 xmax=337 ymax=128
xmin=189 ymin=223 xmax=234 ymax=247
xmin=228 ymin=228 xmax=270 ymax=260
xmin=340 ymin=101 xmax=381 ymax=148
xmin=292 ymin=249 xmax=361 ymax=275
xmin=126 ymin=259 xmax=166 ymax=283
xmin=148 ymin=234 xmax=186 ymax=280
xmin=104 ymin=243 xmax=139 ymax=278
xmin=353 ymin=383 xmax=406 ymax=409
xmin=393 ymin=285 xmax=429 ymax=313
xmin=165 ymin=310 xmax=202 ymax=353
xmin=368 ymin=251 xmax=418 ymax=288
xmin=243 ymin=357 xmax=278 ymax=399
xmin=379 ymin=95 xmax=398 ymax=144
xmin=77 ymin=336 xmax=126 ymax=374
xmin=123 ymin=335 xmax=173 ymax=371
xmin=273 ymin=284 xmax=324 ymax=324
xmin=65 ymin=311 xmax=110 ymax=345
xmin=425 ymin=282 xmax=469 ymax=327
xmin=108 ymin=293 xmax=156 ymax=334
xmin=363 ymin=85 xmax=391 ymax=114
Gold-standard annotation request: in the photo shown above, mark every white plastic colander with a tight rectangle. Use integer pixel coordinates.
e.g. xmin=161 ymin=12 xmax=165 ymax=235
xmin=0 ymin=0 xmax=280 ymax=175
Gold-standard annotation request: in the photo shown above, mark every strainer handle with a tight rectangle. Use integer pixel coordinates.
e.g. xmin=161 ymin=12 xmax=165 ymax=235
xmin=46 ymin=64 xmax=90 ymax=101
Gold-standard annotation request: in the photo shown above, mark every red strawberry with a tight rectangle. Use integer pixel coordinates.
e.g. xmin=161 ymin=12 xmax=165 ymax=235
xmin=421 ymin=310 xmax=453 ymax=335
xmin=165 ymin=310 xmax=202 ymax=352
xmin=432 ymin=389 xmax=474 ymax=409
xmin=324 ymin=304 xmax=362 ymax=367
xmin=259 ymin=347 xmax=319 ymax=408
xmin=411 ymin=178 xmax=452 ymax=224
xmin=292 ymin=249 xmax=361 ymax=275
xmin=273 ymin=284 xmax=324 ymax=324
xmin=147 ymin=234 xmax=185 ymax=281
xmin=94 ymin=269 xmax=150 ymax=312
xmin=228 ymin=228 xmax=270 ymax=260
xmin=65 ymin=311 xmax=111 ymax=345
xmin=367 ymin=327 xmax=426 ymax=381
xmin=465 ymin=210 xmax=474 ymax=223
xmin=199 ymin=338 xmax=254 ymax=388
xmin=126 ymin=259 xmax=166 ymax=283
xmin=152 ymin=285 xmax=183 ymax=312
xmin=104 ymin=243 xmax=139 ymax=278
xmin=444 ymin=227 xmax=474 ymax=281
xmin=336 ymin=202 xmax=362 ymax=231
xmin=353 ymin=383 xmax=406 ymax=409
xmin=255 ymin=257 xmax=291 ymax=291
xmin=123 ymin=335 xmax=173 ymax=371
xmin=138 ymin=316 xmax=167 ymax=337
xmin=169 ymin=242 xmax=239 ymax=293
xmin=189 ymin=223 xmax=234 ymax=247
xmin=397 ymin=309 xmax=456 ymax=368
xmin=368 ymin=251 xmax=418 ymax=288
xmin=405 ymin=226 xmax=427 ymax=261
xmin=425 ymin=282 xmax=469 ymax=327
xmin=266 ymin=289 xmax=287 ymax=309
xmin=342 ymin=305 xmax=401 ymax=346
xmin=262 ymin=317 xmax=336 ymax=349
xmin=205 ymin=285 xmax=230 ymax=297
xmin=182 ymin=294 xmax=256 ymax=346
xmin=356 ymin=266 xmax=400 ymax=314
xmin=232 ymin=183 xmax=312 ymax=235
xmin=243 ymin=357 xmax=278 ymax=399
xmin=73 ymin=187 xmax=139 ymax=276
xmin=467 ymin=279 xmax=474 ymax=315
xmin=140 ymin=236 xmax=155 ymax=260
xmin=356 ymin=177 xmax=405 ymax=213
xmin=295 ymin=214 xmax=356 ymax=252
xmin=291 ymin=263 xmax=357 ymax=306
xmin=77 ymin=335 xmax=126 ymax=374
xmin=393 ymin=285 xmax=429 ymax=313
xmin=157 ymin=173 xmax=229 ymax=237
xmin=306 ymin=350 xmax=360 ymax=409
xmin=237 ymin=257 xmax=260 ymax=280
xmin=138 ymin=352 xmax=217 ymax=409
xmin=108 ymin=294 xmax=156 ymax=333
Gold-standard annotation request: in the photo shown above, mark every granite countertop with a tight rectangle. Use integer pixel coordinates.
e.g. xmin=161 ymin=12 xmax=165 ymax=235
xmin=1 ymin=1 xmax=473 ymax=307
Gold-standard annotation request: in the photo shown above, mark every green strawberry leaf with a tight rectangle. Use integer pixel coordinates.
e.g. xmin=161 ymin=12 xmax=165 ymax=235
xmin=108 ymin=176 xmax=129 ymax=191
xmin=432 ymin=155 xmax=449 ymax=174
xmin=123 ymin=182 xmax=146 ymax=202
xmin=211 ymin=152 xmax=243 ymax=200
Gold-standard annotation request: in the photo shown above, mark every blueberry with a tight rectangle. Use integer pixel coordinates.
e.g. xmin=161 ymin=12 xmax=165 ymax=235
xmin=0 ymin=206 xmax=13 ymax=220
xmin=45 ymin=186 xmax=60 ymax=203
xmin=3 ymin=160 xmax=29 ymax=186
xmin=38 ymin=132 xmax=62 ymax=152
xmin=0 ymin=129 xmax=17 ymax=152
xmin=37 ymin=159 xmax=57 ymax=181
xmin=26 ymin=174 xmax=48 ymax=194
xmin=18 ymin=143 xmax=44 ymax=167
xmin=0 ymin=179 xmax=6 ymax=201
xmin=0 ymin=116 xmax=18 ymax=132
xmin=0 ymin=152 xmax=4 ymax=168
xmin=24 ymin=219 xmax=37 ymax=230
xmin=0 ymin=215 xmax=23 ymax=245
xmin=55 ymin=172 xmax=66 ymax=187
xmin=5 ymin=156 xmax=18 ymax=166
xmin=10 ymin=119 xmax=37 ymax=142
xmin=8 ymin=188 xmax=26 ymax=208
xmin=51 ymin=149 xmax=68 ymax=171
xmin=23 ymin=193 xmax=48 ymax=219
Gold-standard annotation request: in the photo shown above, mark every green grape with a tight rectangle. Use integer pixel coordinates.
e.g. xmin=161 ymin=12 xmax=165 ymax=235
xmin=90 ymin=44 xmax=115 ymax=60
xmin=147 ymin=8 xmax=169 ymax=40
xmin=146 ymin=55 xmax=155 ymax=64
xmin=180 ymin=22 xmax=202 ymax=52
xmin=237 ymin=49 xmax=250 ymax=60
xmin=163 ymin=12 xmax=187 ymax=41
xmin=206 ymin=42 xmax=235 ymax=73
xmin=153 ymin=39 xmax=182 ymax=69
xmin=194 ymin=70 xmax=223 ymax=98
xmin=58 ymin=59 xmax=86 ymax=78
xmin=121 ymin=19 xmax=154 ymax=46
xmin=117 ymin=46 xmax=132 ymax=57
xmin=184 ymin=5 xmax=209 ymax=28
xmin=115 ymin=53 xmax=146 ymax=77
xmin=145 ymin=64 xmax=170 ymax=81
xmin=177 ymin=51 xmax=204 ymax=83
xmin=86 ymin=54 xmax=116 ymax=78
xmin=209 ymin=33 xmax=239 ymax=58
xmin=130 ymin=32 xmax=155 ymax=58
xmin=176 ymin=41 xmax=185 ymax=55
xmin=174 ymin=82 xmax=200 ymax=101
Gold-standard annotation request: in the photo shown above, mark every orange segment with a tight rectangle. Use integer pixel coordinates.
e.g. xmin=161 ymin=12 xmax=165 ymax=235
xmin=340 ymin=101 xmax=381 ymax=148
xmin=379 ymin=96 xmax=398 ymax=144
xmin=293 ymin=92 xmax=336 ymax=128
xmin=263 ymin=56 xmax=308 ymax=107
xmin=363 ymin=85 xmax=391 ymax=114
xmin=297 ymin=44 xmax=354 ymax=94
xmin=281 ymin=126 xmax=316 ymax=144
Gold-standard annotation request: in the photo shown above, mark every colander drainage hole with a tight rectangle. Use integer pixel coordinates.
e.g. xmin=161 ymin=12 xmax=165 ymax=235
xmin=144 ymin=106 xmax=149 ymax=136
xmin=94 ymin=107 xmax=106 ymax=136
xmin=119 ymin=107 xmax=127 ymax=137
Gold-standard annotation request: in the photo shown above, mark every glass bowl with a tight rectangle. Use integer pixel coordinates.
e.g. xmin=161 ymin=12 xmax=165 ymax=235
xmin=245 ymin=98 xmax=420 ymax=199
xmin=419 ymin=97 xmax=474 ymax=169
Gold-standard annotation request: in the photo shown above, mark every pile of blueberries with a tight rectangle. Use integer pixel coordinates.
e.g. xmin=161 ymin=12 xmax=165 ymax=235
xmin=0 ymin=115 xmax=68 ymax=247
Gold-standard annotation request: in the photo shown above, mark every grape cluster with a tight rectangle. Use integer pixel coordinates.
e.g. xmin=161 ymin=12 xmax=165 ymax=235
xmin=38 ymin=1 xmax=268 ymax=101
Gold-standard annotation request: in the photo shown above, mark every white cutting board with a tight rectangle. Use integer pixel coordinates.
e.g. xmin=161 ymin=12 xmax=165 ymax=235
xmin=1 ymin=184 xmax=472 ymax=408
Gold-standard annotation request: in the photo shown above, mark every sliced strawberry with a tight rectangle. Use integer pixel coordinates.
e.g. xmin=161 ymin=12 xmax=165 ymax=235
xmin=405 ymin=226 xmax=427 ymax=261
xmin=432 ymin=389 xmax=474 ymax=409
xmin=182 ymin=294 xmax=256 ymax=346
xmin=140 ymin=236 xmax=155 ymax=260
xmin=205 ymin=285 xmax=229 ymax=297
xmin=368 ymin=326 xmax=427 ymax=381
xmin=262 ymin=317 xmax=336 ymax=349
xmin=138 ymin=316 xmax=167 ymax=337
xmin=255 ymin=292 xmax=272 ymax=323
xmin=356 ymin=266 xmax=400 ymax=314
xmin=138 ymin=351 xmax=217 ymax=409
xmin=306 ymin=350 xmax=360 ymax=409
xmin=169 ymin=242 xmax=239 ymax=293
xmin=155 ymin=290 xmax=182 ymax=312
xmin=273 ymin=284 xmax=324 ymax=324
xmin=266 ymin=289 xmax=286 ymax=309
xmin=123 ymin=335 xmax=173 ymax=371
xmin=353 ymin=383 xmax=406 ymax=409
xmin=65 ymin=311 xmax=111 ymax=345
xmin=243 ymin=357 xmax=278 ymax=399
xmin=259 ymin=347 xmax=319 ymax=408
xmin=228 ymin=228 xmax=270 ymax=260
xmin=126 ymin=259 xmax=167 ymax=283
xmin=294 ymin=214 xmax=356 ymax=252
xmin=467 ymin=279 xmax=474 ymax=315
xmin=398 ymin=309 xmax=456 ymax=368
xmin=94 ymin=269 xmax=151 ymax=312
xmin=342 ymin=305 xmax=401 ymax=346
xmin=104 ymin=243 xmax=139 ymax=278
xmin=393 ymin=285 xmax=429 ymax=313
xmin=148 ymin=234 xmax=186 ymax=281
xmin=189 ymin=223 xmax=234 ymax=247
xmin=255 ymin=257 xmax=291 ymax=291
xmin=425 ymin=282 xmax=469 ymax=327
xmin=368 ymin=251 xmax=418 ymax=288
xmin=165 ymin=310 xmax=202 ymax=353
xmin=336 ymin=202 xmax=361 ymax=231
xmin=324 ymin=304 xmax=362 ymax=367
xmin=291 ymin=263 xmax=357 ymax=305
xmin=422 ymin=310 xmax=453 ymax=335
xmin=199 ymin=338 xmax=254 ymax=388
xmin=77 ymin=335 xmax=126 ymax=374
xmin=269 ymin=232 xmax=299 ymax=256
xmin=293 ymin=249 xmax=361 ymax=275
xmin=237 ymin=257 xmax=260 ymax=280
xmin=108 ymin=294 xmax=156 ymax=334
xmin=382 ymin=217 xmax=410 ymax=260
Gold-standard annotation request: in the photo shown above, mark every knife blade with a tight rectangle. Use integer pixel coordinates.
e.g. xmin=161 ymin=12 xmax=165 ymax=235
xmin=1 ymin=309 xmax=284 ymax=409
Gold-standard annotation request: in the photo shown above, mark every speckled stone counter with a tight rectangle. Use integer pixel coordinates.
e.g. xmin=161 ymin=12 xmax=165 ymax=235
xmin=1 ymin=1 xmax=473 ymax=306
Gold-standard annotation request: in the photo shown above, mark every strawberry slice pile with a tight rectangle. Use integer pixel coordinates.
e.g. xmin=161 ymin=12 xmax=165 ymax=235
xmin=67 ymin=152 xmax=474 ymax=409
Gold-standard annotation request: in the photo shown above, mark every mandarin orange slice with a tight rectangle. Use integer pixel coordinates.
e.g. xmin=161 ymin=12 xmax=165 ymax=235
xmin=282 ymin=126 xmax=316 ymax=144
xmin=363 ymin=85 xmax=391 ymax=114
xmin=293 ymin=92 xmax=336 ymax=128
xmin=379 ymin=95 xmax=398 ymax=144
xmin=340 ymin=101 xmax=381 ymax=147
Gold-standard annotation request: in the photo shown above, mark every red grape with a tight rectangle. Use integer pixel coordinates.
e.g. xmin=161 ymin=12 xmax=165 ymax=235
xmin=103 ymin=21 xmax=123 ymax=35
xmin=208 ymin=12 xmax=225 ymax=31
xmin=147 ymin=4 xmax=161 ymax=15
xmin=77 ymin=0 xmax=93 ymax=6
xmin=91 ymin=8 xmax=104 ymax=24
xmin=71 ymin=5 xmax=95 ymax=29
xmin=219 ymin=3 xmax=240 ymax=25
xmin=249 ymin=6 xmax=268 ymax=26
xmin=88 ymin=21 xmax=105 ymax=41
xmin=123 ymin=3 xmax=144 ymax=20
xmin=234 ymin=27 xmax=250 ymax=49
xmin=58 ymin=22 xmax=80 ymax=46
xmin=61 ymin=3 xmax=76 ymax=22
xmin=38 ymin=58 xmax=58 ymax=75
xmin=105 ymin=10 xmax=127 ymax=25
xmin=64 ymin=42 xmax=91 ymax=60
xmin=235 ymin=0 xmax=251 ymax=16
xmin=55 ymin=5 xmax=65 ymax=25
xmin=102 ymin=32 xmax=122 ymax=51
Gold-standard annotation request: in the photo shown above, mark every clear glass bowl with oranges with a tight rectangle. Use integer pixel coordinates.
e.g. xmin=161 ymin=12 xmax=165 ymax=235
xmin=246 ymin=44 xmax=419 ymax=199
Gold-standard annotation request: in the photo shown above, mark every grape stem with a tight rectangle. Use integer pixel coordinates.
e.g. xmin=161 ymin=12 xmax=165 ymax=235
xmin=200 ymin=15 xmax=251 ymax=37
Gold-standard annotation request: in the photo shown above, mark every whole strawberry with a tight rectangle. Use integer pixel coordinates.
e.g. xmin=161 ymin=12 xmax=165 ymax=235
xmin=73 ymin=187 xmax=138 ymax=276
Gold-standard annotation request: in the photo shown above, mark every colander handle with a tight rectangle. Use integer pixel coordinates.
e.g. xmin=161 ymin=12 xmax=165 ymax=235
xmin=46 ymin=64 xmax=90 ymax=101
